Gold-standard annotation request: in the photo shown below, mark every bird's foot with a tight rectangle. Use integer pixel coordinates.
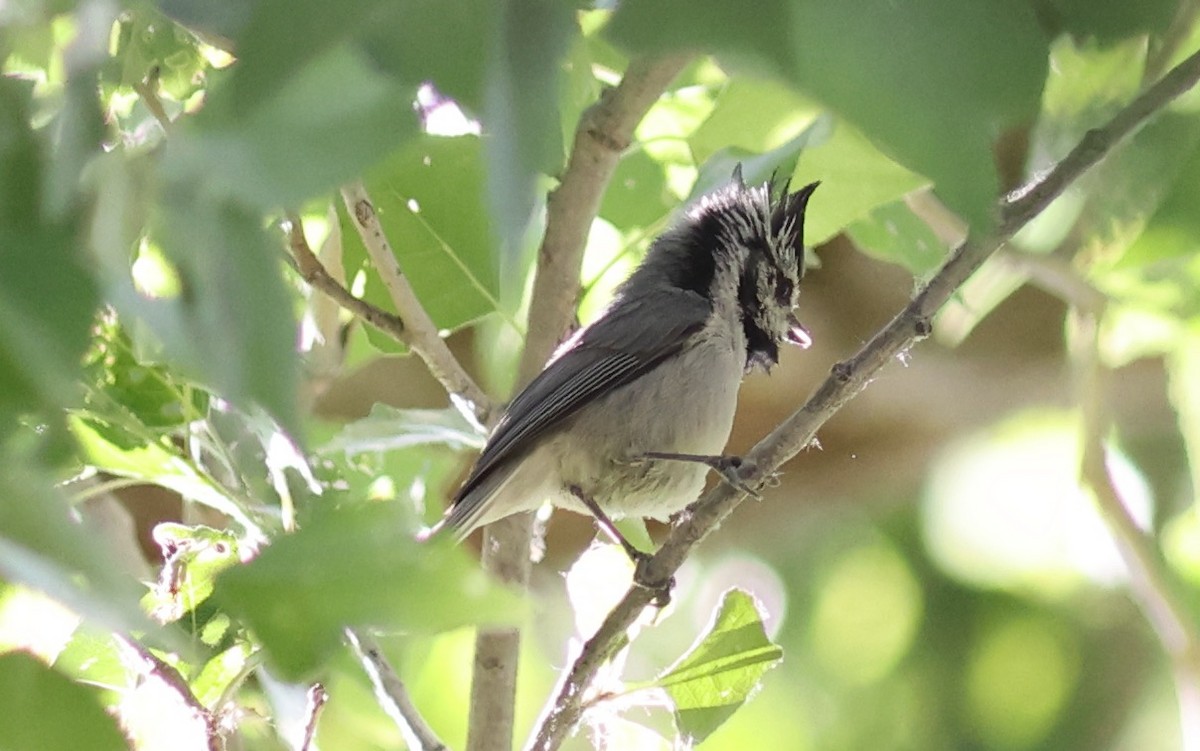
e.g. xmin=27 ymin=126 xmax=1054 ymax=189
xmin=568 ymin=484 xmax=674 ymax=607
xmin=638 ymin=451 xmax=762 ymax=500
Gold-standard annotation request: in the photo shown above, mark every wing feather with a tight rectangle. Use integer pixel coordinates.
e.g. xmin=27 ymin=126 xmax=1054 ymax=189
xmin=447 ymin=291 xmax=710 ymax=528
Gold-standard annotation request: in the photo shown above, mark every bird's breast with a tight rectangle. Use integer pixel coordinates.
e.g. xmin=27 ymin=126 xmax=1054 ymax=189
xmin=553 ymin=317 xmax=745 ymax=519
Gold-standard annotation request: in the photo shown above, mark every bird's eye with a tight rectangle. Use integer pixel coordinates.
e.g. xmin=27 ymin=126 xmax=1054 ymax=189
xmin=774 ymin=274 xmax=794 ymax=305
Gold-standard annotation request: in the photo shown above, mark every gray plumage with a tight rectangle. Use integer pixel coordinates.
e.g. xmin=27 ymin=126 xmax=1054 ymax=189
xmin=443 ymin=171 xmax=819 ymax=537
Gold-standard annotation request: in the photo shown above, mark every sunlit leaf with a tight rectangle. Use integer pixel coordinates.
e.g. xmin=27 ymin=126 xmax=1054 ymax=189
xmin=106 ymin=9 xmax=208 ymax=101
xmin=54 ymin=627 xmax=129 ymax=695
xmin=70 ymin=415 xmax=265 ymax=535
xmin=794 ymin=120 xmax=931 ymax=245
xmin=652 ymin=589 xmax=783 ymax=744
xmin=339 ymin=135 xmax=503 ymax=351
xmin=82 ymin=315 xmax=206 ymax=431
xmin=192 ymin=641 xmax=255 ymax=708
xmin=688 ymin=116 xmax=829 ymax=202
xmin=599 ymin=149 xmax=674 ymax=230
xmin=143 ymin=523 xmax=241 ymax=624
xmin=320 ymin=404 xmax=484 ymax=456
xmin=1040 ymin=0 xmax=1177 ymax=42
xmin=689 ymin=77 xmax=820 ymax=165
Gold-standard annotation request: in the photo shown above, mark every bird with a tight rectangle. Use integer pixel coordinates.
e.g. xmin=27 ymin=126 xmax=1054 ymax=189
xmin=438 ymin=168 xmax=818 ymax=555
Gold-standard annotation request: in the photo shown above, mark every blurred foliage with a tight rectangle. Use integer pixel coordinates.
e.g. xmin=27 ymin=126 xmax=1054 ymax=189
xmin=0 ymin=0 xmax=1199 ymax=749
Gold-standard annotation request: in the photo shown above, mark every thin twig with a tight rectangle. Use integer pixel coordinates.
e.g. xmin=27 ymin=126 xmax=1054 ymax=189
xmin=1145 ymin=0 xmax=1200 ymax=84
xmin=299 ymin=683 xmax=329 ymax=751
xmin=339 ymin=182 xmax=493 ymax=425
xmin=528 ymin=44 xmax=1200 ymax=751
xmin=345 ymin=628 xmax=448 ymax=751
xmin=132 ymin=66 xmax=173 ymax=133
xmin=284 ymin=213 xmax=412 ymax=344
xmin=1073 ymin=305 xmax=1200 ymax=750
xmin=994 ymin=247 xmax=1109 ymax=311
xmin=116 ymin=634 xmax=220 ymax=751
xmin=466 ymin=54 xmax=691 ymax=751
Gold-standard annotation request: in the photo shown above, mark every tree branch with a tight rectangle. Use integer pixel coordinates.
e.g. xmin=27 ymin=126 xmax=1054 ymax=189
xmin=467 ymin=53 xmax=691 ymax=751
xmin=299 ymin=682 xmax=329 ymax=751
xmin=345 ymin=628 xmax=447 ymax=751
xmin=339 ymin=182 xmax=494 ymax=425
xmin=1071 ymin=289 xmax=1200 ymax=750
xmin=518 ymin=53 xmax=693 ymax=383
xmin=284 ymin=214 xmax=411 ymax=359
xmin=528 ymin=44 xmax=1200 ymax=751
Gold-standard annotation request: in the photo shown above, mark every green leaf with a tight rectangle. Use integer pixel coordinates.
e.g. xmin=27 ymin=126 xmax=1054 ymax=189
xmin=653 ymin=589 xmax=783 ymax=744
xmin=0 ymin=77 xmax=98 ymax=422
xmin=214 ymin=502 xmax=525 ymax=680
xmin=793 ymin=120 xmax=931 ymax=245
xmin=606 ymin=0 xmax=796 ymax=80
xmin=340 ymin=135 xmax=503 ymax=351
xmin=1040 ymin=0 xmax=1177 ymax=43
xmin=54 ymin=627 xmax=129 ymax=694
xmin=0 ymin=459 xmax=155 ymax=650
xmin=319 ymin=404 xmax=484 ymax=455
xmin=484 ymin=0 xmax=575 ymax=255
xmin=107 ymin=9 xmax=208 ymax=101
xmin=598 ymin=149 xmax=674 ymax=230
xmin=70 ymin=415 xmax=263 ymax=535
xmin=846 ymin=200 xmax=948 ymax=278
xmin=82 ymin=315 xmax=206 ymax=431
xmin=165 ymin=43 xmax=417 ymax=210
xmin=688 ymin=116 xmax=829 ymax=202
xmin=225 ymin=0 xmax=390 ymax=108
xmin=192 ymin=641 xmax=255 ymax=708
xmin=0 ymin=652 xmax=126 ymax=751
xmin=143 ymin=523 xmax=241 ymax=624
xmin=1073 ymin=110 xmax=1200 ymax=318
xmin=145 ymin=193 xmax=299 ymax=433
xmin=609 ymin=0 xmax=1049 ymax=230
xmin=689 ymin=77 xmax=821 ymax=165
xmin=789 ymin=0 xmax=1046 ymax=230
xmin=360 ymin=0 xmax=493 ymax=113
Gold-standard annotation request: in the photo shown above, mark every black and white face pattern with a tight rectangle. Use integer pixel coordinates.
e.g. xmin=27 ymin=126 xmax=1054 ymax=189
xmin=690 ymin=173 xmax=818 ymax=371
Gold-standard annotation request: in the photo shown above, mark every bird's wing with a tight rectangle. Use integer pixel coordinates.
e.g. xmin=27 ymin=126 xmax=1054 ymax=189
xmin=446 ymin=290 xmax=710 ymax=529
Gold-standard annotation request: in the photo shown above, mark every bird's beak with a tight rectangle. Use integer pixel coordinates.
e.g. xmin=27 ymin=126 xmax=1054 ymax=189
xmin=785 ymin=314 xmax=812 ymax=349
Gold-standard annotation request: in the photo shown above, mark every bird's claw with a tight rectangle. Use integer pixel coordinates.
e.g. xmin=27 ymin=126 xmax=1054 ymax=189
xmin=709 ymin=456 xmax=763 ymax=500
xmin=633 ymin=554 xmax=675 ymax=608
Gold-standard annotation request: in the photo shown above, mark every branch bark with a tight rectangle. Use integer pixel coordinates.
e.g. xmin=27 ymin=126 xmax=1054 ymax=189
xmin=466 ymin=53 xmax=691 ymax=751
xmin=285 ymin=214 xmax=412 ymax=353
xmin=339 ymin=181 xmax=494 ymax=425
xmin=346 ymin=628 xmax=447 ymax=751
xmin=528 ymin=44 xmax=1200 ymax=751
xmin=518 ymin=53 xmax=693 ymax=384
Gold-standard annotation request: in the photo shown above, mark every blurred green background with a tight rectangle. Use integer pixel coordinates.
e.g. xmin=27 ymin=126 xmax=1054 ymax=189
xmin=2 ymin=0 xmax=1199 ymax=749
